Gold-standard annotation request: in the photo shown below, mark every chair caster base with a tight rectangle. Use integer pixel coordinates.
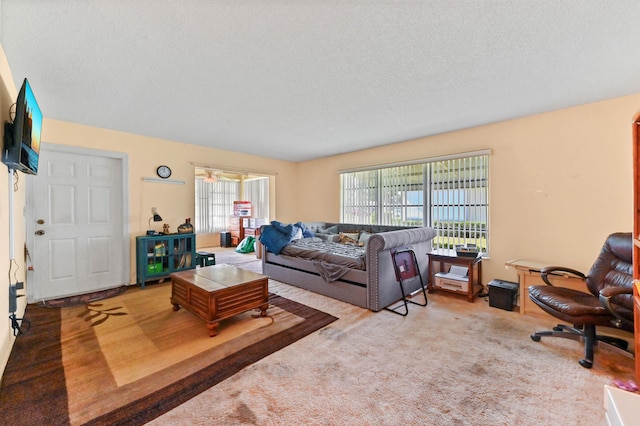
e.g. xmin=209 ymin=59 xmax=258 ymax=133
xmin=579 ymin=359 xmax=593 ymax=369
xmin=530 ymin=334 xmax=541 ymax=342
xmin=598 ymin=336 xmax=629 ymax=350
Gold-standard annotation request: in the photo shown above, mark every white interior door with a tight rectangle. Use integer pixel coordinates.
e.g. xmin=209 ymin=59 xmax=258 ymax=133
xmin=26 ymin=145 xmax=129 ymax=302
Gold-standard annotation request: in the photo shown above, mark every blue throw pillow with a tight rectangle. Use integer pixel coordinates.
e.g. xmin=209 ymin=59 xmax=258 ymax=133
xmin=259 ymin=221 xmax=298 ymax=255
xmin=271 ymin=221 xmax=298 ymax=239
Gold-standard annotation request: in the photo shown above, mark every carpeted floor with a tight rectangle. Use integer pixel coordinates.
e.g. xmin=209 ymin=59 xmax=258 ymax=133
xmin=210 ymin=248 xmax=263 ymax=274
xmin=153 ymin=248 xmax=636 ymax=425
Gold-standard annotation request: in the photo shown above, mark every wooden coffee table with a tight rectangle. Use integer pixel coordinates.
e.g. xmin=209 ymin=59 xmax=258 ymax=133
xmin=170 ymin=264 xmax=269 ymax=337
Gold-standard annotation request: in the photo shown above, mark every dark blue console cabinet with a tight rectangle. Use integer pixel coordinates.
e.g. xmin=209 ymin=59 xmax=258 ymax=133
xmin=135 ymin=233 xmax=196 ymax=288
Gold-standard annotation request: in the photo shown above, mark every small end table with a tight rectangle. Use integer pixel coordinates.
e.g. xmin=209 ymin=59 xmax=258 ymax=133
xmin=428 ymin=249 xmax=483 ymax=302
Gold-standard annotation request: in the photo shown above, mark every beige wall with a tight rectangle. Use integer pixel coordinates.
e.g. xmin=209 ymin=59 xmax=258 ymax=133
xmin=0 ymin=44 xmax=26 ymax=378
xmin=298 ymin=95 xmax=639 ymax=284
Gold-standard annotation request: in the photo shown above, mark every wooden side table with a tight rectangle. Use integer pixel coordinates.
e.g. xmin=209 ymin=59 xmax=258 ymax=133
xmin=228 ymin=216 xmax=245 ymax=246
xmin=428 ymin=249 xmax=483 ymax=302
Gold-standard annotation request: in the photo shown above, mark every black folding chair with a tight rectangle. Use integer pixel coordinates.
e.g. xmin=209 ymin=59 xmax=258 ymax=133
xmin=385 ymin=247 xmax=428 ymax=316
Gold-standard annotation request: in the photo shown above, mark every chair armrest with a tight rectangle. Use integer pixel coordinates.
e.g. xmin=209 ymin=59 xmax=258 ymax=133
xmin=599 ymin=286 xmax=634 ymax=328
xmin=540 ymin=266 xmax=586 ymax=286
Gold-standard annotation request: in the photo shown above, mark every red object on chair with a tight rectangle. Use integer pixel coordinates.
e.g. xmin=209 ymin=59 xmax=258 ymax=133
xmin=386 ymin=247 xmax=428 ymax=316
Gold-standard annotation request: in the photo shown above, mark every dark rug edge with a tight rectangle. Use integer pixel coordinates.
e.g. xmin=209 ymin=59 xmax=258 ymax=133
xmin=83 ymin=293 xmax=337 ymax=426
xmin=0 ymin=306 xmax=70 ymax=425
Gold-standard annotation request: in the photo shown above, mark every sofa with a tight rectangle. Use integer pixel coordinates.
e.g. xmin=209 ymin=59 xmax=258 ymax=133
xmin=260 ymin=221 xmax=437 ymax=311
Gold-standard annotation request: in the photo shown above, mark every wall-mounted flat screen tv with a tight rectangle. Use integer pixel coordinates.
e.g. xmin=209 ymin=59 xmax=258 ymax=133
xmin=2 ymin=78 xmax=43 ymax=175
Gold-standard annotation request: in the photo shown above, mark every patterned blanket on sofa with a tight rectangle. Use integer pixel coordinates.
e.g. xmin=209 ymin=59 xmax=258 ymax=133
xmin=281 ymin=237 xmax=366 ymax=282
xmin=282 ymin=238 xmax=366 ymax=269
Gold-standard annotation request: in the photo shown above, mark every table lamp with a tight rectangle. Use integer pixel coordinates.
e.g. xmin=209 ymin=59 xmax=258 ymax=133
xmin=147 ymin=208 xmax=163 ymax=235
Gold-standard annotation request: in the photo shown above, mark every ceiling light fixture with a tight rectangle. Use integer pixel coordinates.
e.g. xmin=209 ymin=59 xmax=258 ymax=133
xmin=204 ymin=169 xmax=219 ymax=183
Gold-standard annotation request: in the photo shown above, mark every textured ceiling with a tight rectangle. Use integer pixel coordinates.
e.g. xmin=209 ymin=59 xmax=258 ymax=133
xmin=2 ymin=1 xmax=640 ymax=162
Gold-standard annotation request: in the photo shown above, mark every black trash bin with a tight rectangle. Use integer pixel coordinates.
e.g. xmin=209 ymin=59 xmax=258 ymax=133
xmin=488 ymin=279 xmax=519 ymax=311
xmin=220 ymin=232 xmax=231 ymax=247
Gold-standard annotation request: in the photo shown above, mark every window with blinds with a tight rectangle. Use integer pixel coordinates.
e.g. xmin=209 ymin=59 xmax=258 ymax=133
xmin=340 ymin=151 xmax=489 ymax=254
xmin=244 ymin=177 xmax=269 ymax=221
xmin=195 ymin=178 xmax=240 ymax=234
xmin=195 ymin=176 xmax=270 ymax=234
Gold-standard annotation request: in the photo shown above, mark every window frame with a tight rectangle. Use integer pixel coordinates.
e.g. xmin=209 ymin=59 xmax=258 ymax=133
xmin=195 ymin=177 xmax=241 ymax=234
xmin=340 ymin=150 xmax=490 ymax=254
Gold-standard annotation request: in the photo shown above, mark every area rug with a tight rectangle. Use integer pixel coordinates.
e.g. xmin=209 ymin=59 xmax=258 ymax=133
xmin=0 ymin=282 xmax=337 ymax=426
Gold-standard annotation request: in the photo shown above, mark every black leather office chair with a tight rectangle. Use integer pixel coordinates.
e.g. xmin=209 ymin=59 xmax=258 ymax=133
xmin=528 ymin=232 xmax=634 ymax=368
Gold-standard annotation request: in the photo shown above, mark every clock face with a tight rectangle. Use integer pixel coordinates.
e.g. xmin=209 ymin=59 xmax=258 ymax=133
xmin=157 ymin=165 xmax=172 ymax=179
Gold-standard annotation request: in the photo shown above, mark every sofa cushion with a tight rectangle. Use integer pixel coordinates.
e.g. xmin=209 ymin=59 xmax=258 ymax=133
xmin=295 ymin=221 xmax=316 ymax=238
xmin=317 ymin=233 xmax=340 ymax=243
xmin=319 ymin=225 xmax=339 ymax=234
xmin=303 ymin=222 xmax=329 ymax=233
xmin=358 ymin=231 xmax=373 ymax=245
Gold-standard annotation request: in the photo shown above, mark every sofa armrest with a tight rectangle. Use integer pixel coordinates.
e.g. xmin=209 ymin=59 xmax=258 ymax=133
xmin=366 ymin=227 xmax=437 ymax=254
xmin=366 ymin=227 xmax=437 ymax=311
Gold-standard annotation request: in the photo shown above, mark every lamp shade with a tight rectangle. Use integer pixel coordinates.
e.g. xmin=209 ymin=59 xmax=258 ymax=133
xmin=148 ymin=212 xmax=163 ymax=232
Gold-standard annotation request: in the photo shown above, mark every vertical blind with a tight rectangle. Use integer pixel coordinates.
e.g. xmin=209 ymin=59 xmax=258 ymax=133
xmin=244 ymin=177 xmax=269 ymax=220
xmin=195 ymin=178 xmax=240 ymax=234
xmin=340 ymin=152 xmax=489 ymax=253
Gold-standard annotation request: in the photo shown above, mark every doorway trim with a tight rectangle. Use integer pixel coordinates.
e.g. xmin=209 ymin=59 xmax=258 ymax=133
xmin=25 ymin=143 xmax=130 ymax=295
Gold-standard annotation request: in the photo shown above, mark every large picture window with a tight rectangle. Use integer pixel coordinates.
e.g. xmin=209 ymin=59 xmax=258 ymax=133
xmin=340 ymin=151 xmax=490 ymax=254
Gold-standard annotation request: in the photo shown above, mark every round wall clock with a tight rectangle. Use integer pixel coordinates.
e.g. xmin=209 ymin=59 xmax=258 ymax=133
xmin=156 ymin=165 xmax=172 ymax=179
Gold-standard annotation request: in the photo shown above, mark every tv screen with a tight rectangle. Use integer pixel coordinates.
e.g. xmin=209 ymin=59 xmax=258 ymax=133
xmin=2 ymin=78 xmax=43 ymax=175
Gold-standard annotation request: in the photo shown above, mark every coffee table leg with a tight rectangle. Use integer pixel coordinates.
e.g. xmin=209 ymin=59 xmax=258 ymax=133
xmin=207 ymin=322 xmax=219 ymax=337
xmin=259 ymin=303 xmax=268 ymax=317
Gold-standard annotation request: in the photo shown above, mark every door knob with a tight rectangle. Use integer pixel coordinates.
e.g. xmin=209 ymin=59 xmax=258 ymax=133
xmin=35 ymin=230 xmax=45 ymax=236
